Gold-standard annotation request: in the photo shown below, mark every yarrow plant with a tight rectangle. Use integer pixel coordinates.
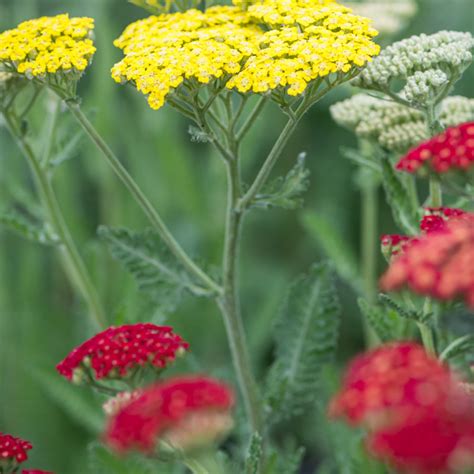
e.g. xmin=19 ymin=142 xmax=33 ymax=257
xmin=1 ymin=0 xmax=474 ymax=473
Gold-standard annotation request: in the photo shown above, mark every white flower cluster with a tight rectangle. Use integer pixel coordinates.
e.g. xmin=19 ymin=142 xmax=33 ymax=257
xmin=345 ymin=0 xmax=417 ymax=36
xmin=353 ymin=31 xmax=474 ymax=105
xmin=330 ymin=94 xmax=474 ymax=153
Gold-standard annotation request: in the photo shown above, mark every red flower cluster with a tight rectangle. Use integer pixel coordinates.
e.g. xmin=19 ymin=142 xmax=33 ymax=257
xmin=22 ymin=471 xmax=54 ymax=474
xmin=57 ymin=324 xmax=189 ymax=382
xmin=0 ymin=433 xmax=32 ymax=465
xmin=330 ymin=343 xmax=474 ymax=473
xmin=420 ymin=207 xmax=467 ymax=234
xmin=396 ymin=122 xmax=474 ymax=174
xmin=380 ymin=214 xmax=474 ymax=308
xmin=381 ymin=234 xmax=414 ymax=258
xmin=105 ymin=376 xmax=234 ymax=453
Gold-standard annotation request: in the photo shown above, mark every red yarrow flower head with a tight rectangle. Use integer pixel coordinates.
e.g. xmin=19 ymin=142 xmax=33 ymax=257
xmin=0 ymin=433 xmax=32 ymax=469
xmin=56 ymin=324 xmax=189 ymax=384
xmin=380 ymin=214 xmax=474 ymax=308
xmin=420 ymin=207 xmax=467 ymax=234
xmin=381 ymin=234 xmax=414 ymax=260
xmin=329 ymin=342 xmax=454 ymax=427
xmin=104 ymin=375 xmax=235 ymax=453
xmin=396 ymin=121 xmax=474 ymax=174
xmin=330 ymin=342 xmax=474 ymax=473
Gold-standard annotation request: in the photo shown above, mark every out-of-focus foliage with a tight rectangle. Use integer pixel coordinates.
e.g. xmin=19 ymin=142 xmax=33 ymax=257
xmin=0 ymin=0 xmax=473 ymax=472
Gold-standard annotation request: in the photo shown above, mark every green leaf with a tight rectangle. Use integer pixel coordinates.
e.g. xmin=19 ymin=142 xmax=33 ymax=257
xmin=265 ymin=262 xmax=340 ymax=423
xmin=31 ymin=366 xmax=103 ymax=434
xmin=358 ymin=298 xmax=396 ymax=343
xmin=302 ymin=212 xmax=362 ymax=294
xmin=378 ymin=294 xmax=430 ymax=324
xmin=88 ymin=443 xmax=166 ymax=474
xmin=245 ymin=433 xmax=263 ymax=474
xmin=440 ymin=334 xmax=474 ymax=362
xmin=341 ymin=147 xmax=381 ymax=174
xmin=0 ymin=209 xmax=57 ymax=245
xmin=188 ymin=125 xmax=211 ymax=143
xmin=253 ymin=153 xmax=310 ymax=210
xmin=98 ymin=226 xmax=210 ymax=312
xmin=49 ymin=128 xmax=85 ymax=168
xmin=380 ymin=156 xmax=419 ymax=235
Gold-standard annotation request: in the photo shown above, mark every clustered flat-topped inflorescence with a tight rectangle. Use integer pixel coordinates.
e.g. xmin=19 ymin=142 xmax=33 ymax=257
xmin=396 ymin=121 xmax=474 ymax=174
xmin=0 ymin=433 xmax=32 ymax=465
xmin=105 ymin=376 xmax=235 ymax=453
xmin=381 ymin=212 xmax=474 ymax=309
xmin=112 ymin=0 xmax=380 ymax=109
xmin=56 ymin=323 xmax=189 ymax=383
xmin=352 ymin=30 xmax=474 ymax=107
xmin=0 ymin=14 xmax=96 ymax=80
xmin=330 ymin=342 xmax=474 ymax=473
xmin=330 ymin=94 xmax=474 ymax=153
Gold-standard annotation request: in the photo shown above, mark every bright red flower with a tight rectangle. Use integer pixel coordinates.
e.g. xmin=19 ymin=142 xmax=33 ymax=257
xmin=381 ymin=234 xmax=414 ymax=259
xmin=329 ymin=342 xmax=453 ymax=426
xmin=0 ymin=433 xmax=32 ymax=465
xmin=57 ymin=324 xmax=189 ymax=382
xmin=105 ymin=376 xmax=234 ymax=453
xmin=330 ymin=343 xmax=474 ymax=473
xmin=396 ymin=122 xmax=474 ymax=174
xmin=380 ymin=215 xmax=474 ymax=308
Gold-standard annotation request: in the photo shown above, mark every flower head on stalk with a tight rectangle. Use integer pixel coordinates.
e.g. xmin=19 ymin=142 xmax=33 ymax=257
xmin=56 ymin=324 xmax=189 ymax=385
xmin=112 ymin=0 xmax=380 ymax=110
xmin=0 ymin=14 xmax=96 ymax=96
xmin=105 ymin=376 xmax=235 ymax=453
xmin=330 ymin=342 xmax=474 ymax=473
xmin=352 ymin=31 xmax=474 ymax=109
xmin=380 ymin=213 xmax=474 ymax=309
xmin=396 ymin=121 xmax=474 ymax=176
xmin=0 ymin=433 xmax=32 ymax=472
xmin=330 ymin=94 xmax=474 ymax=154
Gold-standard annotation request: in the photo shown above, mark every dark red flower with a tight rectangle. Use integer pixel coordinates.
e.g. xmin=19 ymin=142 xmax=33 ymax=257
xmin=105 ymin=376 xmax=234 ymax=453
xmin=396 ymin=122 xmax=474 ymax=174
xmin=0 ymin=433 xmax=32 ymax=466
xmin=22 ymin=471 xmax=54 ymax=474
xmin=420 ymin=207 xmax=467 ymax=234
xmin=330 ymin=343 xmax=474 ymax=473
xmin=56 ymin=324 xmax=189 ymax=383
xmin=380 ymin=215 xmax=474 ymax=308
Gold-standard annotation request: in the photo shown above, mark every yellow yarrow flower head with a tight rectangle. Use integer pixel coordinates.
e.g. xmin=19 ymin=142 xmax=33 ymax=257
xmin=112 ymin=0 xmax=379 ymax=110
xmin=0 ymin=14 xmax=96 ymax=91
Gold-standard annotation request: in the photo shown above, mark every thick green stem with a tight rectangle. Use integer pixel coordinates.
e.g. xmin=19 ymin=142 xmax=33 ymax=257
xmin=218 ymin=157 xmax=262 ymax=434
xmin=3 ymin=112 xmax=107 ymax=329
xmin=63 ymin=99 xmax=221 ymax=295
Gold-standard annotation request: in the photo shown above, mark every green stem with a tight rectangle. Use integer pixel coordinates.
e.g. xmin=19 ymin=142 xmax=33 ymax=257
xmin=361 ymin=182 xmax=379 ymax=347
xmin=184 ymin=453 xmax=222 ymax=474
xmin=63 ymin=99 xmax=221 ymax=296
xmin=3 ymin=111 xmax=107 ymax=329
xmin=218 ymin=157 xmax=262 ymax=434
xmin=419 ymin=298 xmax=436 ymax=355
xmin=426 ymin=103 xmax=444 ymax=208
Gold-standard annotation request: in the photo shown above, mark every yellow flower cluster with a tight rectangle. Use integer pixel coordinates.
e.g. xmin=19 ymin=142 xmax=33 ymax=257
xmin=112 ymin=0 xmax=379 ymax=109
xmin=0 ymin=14 xmax=96 ymax=78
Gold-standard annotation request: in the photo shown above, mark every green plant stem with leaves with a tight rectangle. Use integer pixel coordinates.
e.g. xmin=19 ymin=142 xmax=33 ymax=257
xmin=1 ymin=109 xmax=107 ymax=330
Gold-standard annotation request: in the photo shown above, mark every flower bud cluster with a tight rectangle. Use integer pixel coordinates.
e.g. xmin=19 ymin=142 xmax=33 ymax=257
xmin=330 ymin=94 xmax=474 ymax=153
xmin=0 ymin=433 xmax=32 ymax=470
xmin=352 ymin=31 xmax=474 ymax=105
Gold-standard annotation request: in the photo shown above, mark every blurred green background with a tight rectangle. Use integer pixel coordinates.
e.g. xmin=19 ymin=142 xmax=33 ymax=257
xmin=0 ymin=0 xmax=473 ymax=472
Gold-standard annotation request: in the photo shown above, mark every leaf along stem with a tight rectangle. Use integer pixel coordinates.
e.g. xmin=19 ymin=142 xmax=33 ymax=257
xmin=61 ymin=96 xmax=222 ymax=296
xmin=2 ymin=110 xmax=107 ymax=329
